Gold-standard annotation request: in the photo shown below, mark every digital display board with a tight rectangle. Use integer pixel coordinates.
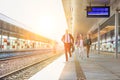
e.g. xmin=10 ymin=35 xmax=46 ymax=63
xmin=87 ymin=6 xmax=110 ymax=18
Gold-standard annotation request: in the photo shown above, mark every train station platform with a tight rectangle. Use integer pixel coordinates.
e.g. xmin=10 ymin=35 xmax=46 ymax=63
xmin=29 ymin=50 xmax=120 ymax=80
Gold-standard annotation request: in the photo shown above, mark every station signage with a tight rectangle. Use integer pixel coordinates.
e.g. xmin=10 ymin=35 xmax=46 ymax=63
xmin=87 ymin=6 xmax=110 ymax=18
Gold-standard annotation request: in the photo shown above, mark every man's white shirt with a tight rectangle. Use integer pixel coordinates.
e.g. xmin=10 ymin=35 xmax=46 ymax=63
xmin=64 ymin=34 xmax=71 ymax=43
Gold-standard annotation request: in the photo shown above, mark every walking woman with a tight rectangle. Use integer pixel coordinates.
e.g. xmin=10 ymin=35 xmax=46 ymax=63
xmin=79 ymin=33 xmax=84 ymax=59
xmin=85 ymin=34 xmax=92 ymax=58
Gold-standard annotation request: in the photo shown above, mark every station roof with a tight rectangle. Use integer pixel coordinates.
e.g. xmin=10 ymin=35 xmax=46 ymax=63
xmin=62 ymin=0 xmax=115 ymax=35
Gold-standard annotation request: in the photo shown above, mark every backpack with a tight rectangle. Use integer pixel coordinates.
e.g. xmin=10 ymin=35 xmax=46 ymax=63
xmin=86 ymin=39 xmax=91 ymax=45
xmin=84 ymin=39 xmax=91 ymax=46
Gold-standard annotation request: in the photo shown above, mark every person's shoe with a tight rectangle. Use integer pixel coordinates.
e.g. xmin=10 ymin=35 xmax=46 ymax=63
xmin=81 ymin=56 xmax=83 ymax=59
xmin=66 ymin=59 xmax=68 ymax=61
xmin=87 ymin=55 xmax=89 ymax=58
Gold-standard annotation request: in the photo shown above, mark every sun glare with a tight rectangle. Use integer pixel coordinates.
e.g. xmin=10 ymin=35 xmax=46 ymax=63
xmin=35 ymin=16 xmax=56 ymax=38
xmin=35 ymin=12 xmax=67 ymax=44
xmin=0 ymin=0 xmax=68 ymax=43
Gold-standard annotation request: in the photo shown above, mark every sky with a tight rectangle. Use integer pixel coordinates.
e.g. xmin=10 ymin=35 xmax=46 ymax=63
xmin=0 ymin=0 xmax=68 ymax=43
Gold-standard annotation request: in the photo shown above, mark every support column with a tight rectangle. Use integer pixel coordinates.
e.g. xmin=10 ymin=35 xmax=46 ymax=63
xmin=7 ymin=34 xmax=10 ymax=50
xmin=1 ymin=22 xmax=3 ymax=51
xmin=115 ymin=9 xmax=119 ymax=58
xmin=1 ymin=30 xmax=2 ymax=51
xmin=98 ymin=25 xmax=100 ymax=54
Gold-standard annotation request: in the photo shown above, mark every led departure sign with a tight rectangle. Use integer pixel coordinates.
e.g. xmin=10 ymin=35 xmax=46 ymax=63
xmin=87 ymin=6 xmax=110 ymax=17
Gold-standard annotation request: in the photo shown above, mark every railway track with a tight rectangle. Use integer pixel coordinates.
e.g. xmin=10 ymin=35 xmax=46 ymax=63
xmin=0 ymin=49 xmax=52 ymax=60
xmin=0 ymin=50 xmax=63 ymax=79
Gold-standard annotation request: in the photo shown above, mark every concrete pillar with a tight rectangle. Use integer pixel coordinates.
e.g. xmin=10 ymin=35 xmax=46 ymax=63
xmin=98 ymin=25 xmax=100 ymax=54
xmin=0 ymin=22 xmax=3 ymax=51
xmin=115 ymin=9 xmax=119 ymax=58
